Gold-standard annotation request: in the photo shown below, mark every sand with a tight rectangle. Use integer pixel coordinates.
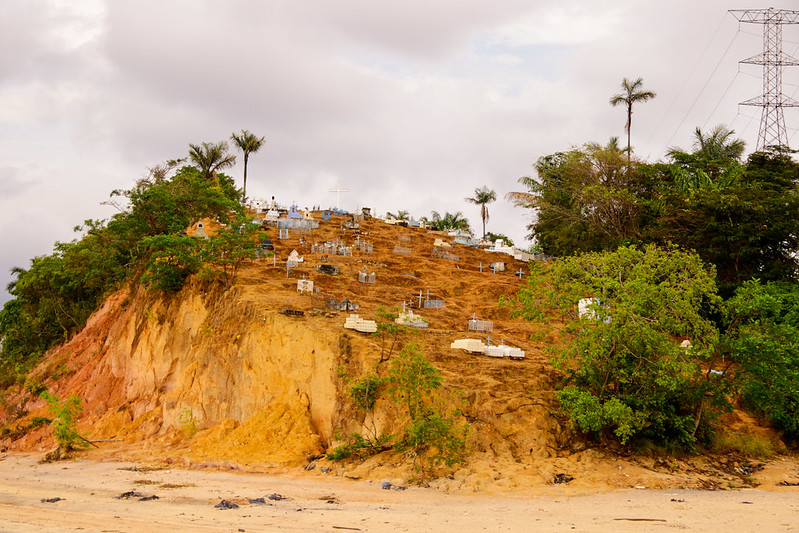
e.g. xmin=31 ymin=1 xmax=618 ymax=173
xmin=0 ymin=453 xmax=797 ymax=532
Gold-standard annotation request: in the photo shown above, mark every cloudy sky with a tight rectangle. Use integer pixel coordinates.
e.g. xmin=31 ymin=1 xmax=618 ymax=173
xmin=2 ymin=1 xmax=797 ymax=304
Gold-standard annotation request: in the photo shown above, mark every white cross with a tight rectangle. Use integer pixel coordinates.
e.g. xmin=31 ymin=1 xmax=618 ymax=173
xmin=329 ymin=180 xmax=349 ymax=210
xmin=517 ymin=268 xmax=524 ymax=279
xmin=478 ymin=262 xmax=484 ymax=272
xmin=417 ymin=290 xmax=424 ymax=308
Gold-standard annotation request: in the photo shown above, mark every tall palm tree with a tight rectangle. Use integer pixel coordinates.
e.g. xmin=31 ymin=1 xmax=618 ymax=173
xmin=188 ymin=141 xmax=236 ymax=187
xmin=609 ymin=77 xmax=656 ymax=163
xmin=465 ymin=186 xmax=497 ymax=239
xmin=230 ymin=129 xmax=266 ymax=200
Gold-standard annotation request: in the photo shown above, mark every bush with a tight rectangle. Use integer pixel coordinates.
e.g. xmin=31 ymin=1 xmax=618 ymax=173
xmin=40 ymin=391 xmax=89 ymax=452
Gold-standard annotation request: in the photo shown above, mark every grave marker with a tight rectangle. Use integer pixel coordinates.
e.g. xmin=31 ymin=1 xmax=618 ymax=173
xmin=468 ymin=313 xmax=493 ymax=332
xmin=297 ymin=279 xmax=314 ymax=294
xmin=393 ymin=245 xmax=412 ymax=256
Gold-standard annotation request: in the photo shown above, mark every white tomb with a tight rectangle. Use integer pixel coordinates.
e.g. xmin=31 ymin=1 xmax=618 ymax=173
xmin=344 ymin=314 xmax=377 ymax=333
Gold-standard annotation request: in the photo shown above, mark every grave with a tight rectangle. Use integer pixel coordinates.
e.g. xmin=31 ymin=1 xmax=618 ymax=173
xmin=357 ymin=271 xmax=376 ymax=284
xmin=322 ymin=210 xmax=332 ymax=221
xmin=297 ymin=279 xmax=314 ymax=294
xmin=362 ymin=207 xmax=372 ymax=217
xmin=302 ymin=210 xmax=315 ymax=221
xmin=489 ymin=261 xmax=505 ymax=272
xmin=264 ymin=209 xmax=280 ymax=222
xmin=326 ymin=297 xmax=359 ymax=311
xmin=344 ymin=314 xmax=377 ymax=333
xmin=468 ymin=314 xmax=493 ymax=332
xmin=279 ymin=228 xmax=289 ymax=239
xmin=433 ymin=238 xmax=452 ymax=248
xmin=450 ymin=338 xmax=525 ymax=358
xmin=288 ymin=250 xmax=304 ymax=263
xmin=279 ymin=299 xmax=304 ymax=317
xmin=343 ymin=220 xmax=360 ymax=229
xmin=317 ymin=264 xmax=340 ymax=275
xmin=450 ymin=339 xmax=486 ymax=353
xmin=432 ymin=247 xmax=460 ymax=261
xmin=578 ymin=298 xmax=610 ymax=321
xmin=398 ymin=234 xmax=411 ymax=243
xmin=195 ymin=222 xmax=208 ymax=239
xmin=288 ymin=204 xmax=303 ymax=219
xmin=393 ymin=245 xmax=412 ymax=256
xmin=395 ymin=309 xmax=428 ymax=328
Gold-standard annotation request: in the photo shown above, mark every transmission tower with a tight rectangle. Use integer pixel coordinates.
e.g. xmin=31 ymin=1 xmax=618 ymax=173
xmin=730 ymin=8 xmax=799 ymax=151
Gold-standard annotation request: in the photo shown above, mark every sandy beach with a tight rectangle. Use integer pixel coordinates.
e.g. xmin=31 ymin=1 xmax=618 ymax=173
xmin=0 ymin=453 xmax=796 ymax=532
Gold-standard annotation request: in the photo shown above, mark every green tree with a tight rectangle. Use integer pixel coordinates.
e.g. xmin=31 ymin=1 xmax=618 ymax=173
xmin=421 ymin=211 xmax=471 ymax=232
xmin=188 ymin=141 xmax=237 ymax=187
xmin=198 ymin=216 xmax=260 ymax=287
xmin=725 ymin=280 xmax=799 ymax=440
xmin=515 ymin=245 xmax=730 ymax=449
xmin=465 ymin=186 xmax=497 ymax=239
xmin=668 ymin=124 xmax=746 ymax=163
xmin=609 ymin=77 xmax=656 ymax=162
xmin=141 ymin=234 xmax=205 ymax=292
xmin=387 ymin=210 xmax=410 ymax=221
xmin=507 ymin=140 xmax=643 ymax=255
xmin=230 ymin=129 xmax=266 ymax=201
xmin=40 ymin=391 xmax=89 ymax=453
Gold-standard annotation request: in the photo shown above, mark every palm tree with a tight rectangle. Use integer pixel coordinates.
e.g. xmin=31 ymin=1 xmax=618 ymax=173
xmin=387 ymin=210 xmax=410 ymax=221
xmin=668 ymin=125 xmax=746 ymax=161
xmin=188 ymin=141 xmax=236 ymax=187
xmin=230 ymin=130 xmax=266 ymax=200
xmin=465 ymin=186 xmax=497 ymax=239
xmin=609 ymin=77 xmax=656 ymax=163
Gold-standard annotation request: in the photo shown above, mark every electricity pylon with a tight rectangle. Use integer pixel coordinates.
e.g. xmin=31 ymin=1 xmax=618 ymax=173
xmin=730 ymin=8 xmax=799 ymax=151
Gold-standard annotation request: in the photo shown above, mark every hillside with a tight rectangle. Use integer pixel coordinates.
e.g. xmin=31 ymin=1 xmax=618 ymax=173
xmin=1 ymin=212 xmax=796 ymax=492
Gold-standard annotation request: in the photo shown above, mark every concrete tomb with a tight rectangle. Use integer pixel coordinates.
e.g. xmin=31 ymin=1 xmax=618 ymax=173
xmin=279 ymin=228 xmax=289 ymax=239
xmin=195 ymin=222 xmax=208 ymax=239
xmin=395 ymin=309 xmax=428 ymax=328
xmin=450 ymin=338 xmax=525 ymax=359
xmin=317 ymin=264 xmax=340 ymax=275
xmin=357 ymin=271 xmax=376 ymax=284
xmin=297 ymin=279 xmax=314 ymax=294
xmin=288 ymin=250 xmax=304 ymax=263
xmin=288 ymin=204 xmax=303 ymax=219
xmin=393 ymin=245 xmax=412 ymax=256
xmin=489 ymin=261 xmax=506 ymax=272
xmin=326 ymin=297 xmax=359 ymax=311
xmin=344 ymin=314 xmax=377 ymax=333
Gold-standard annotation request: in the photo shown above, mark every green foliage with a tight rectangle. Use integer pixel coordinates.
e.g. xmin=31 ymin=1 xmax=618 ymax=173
xmin=349 ymin=374 xmax=385 ymax=412
xmin=326 ymin=432 xmax=393 ymax=460
xmin=420 ymin=211 xmax=471 ymax=232
xmin=388 ymin=343 xmax=467 ymax=470
xmin=465 ymin=186 xmax=497 ymax=238
xmin=40 ymin=391 xmax=88 ymax=452
xmin=178 ymin=408 xmax=200 ymax=437
xmin=198 ymin=216 xmax=260 ymax=287
xmin=484 ymin=232 xmax=514 ymax=247
xmin=0 ymin=158 xmax=245 ymax=374
xmin=517 ymin=245 xmax=730 ymax=449
xmin=725 ymin=280 xmax=799 ymax=440
xmin=141 ymin=234 xmax=204 ymax=292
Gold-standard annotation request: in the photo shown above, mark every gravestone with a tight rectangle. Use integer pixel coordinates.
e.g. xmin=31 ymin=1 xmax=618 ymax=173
xmin=489 ymin=262 xmax=505 ymax=272
xmin=326 ymin=297 xmax=359 ymax=311
xmin=297 ymin=279 xmax=314 ymax=294
xmin=357 ymin=271 xmax=376 ymax=284
xmin=393 ymin=245 xmax=412 ymax=256
xmin=279 ymin=228 xmax=289 ymax=239
xmin=195 ymin=222 xmax=208 ymax=239
xmin=322 ymin=210 xmax=331 ymax=221
xmin=344 ymin=314 xmax=377 ymax=333
xmin=398 ymin=234 xmax=411 ymax=243
xmin=317 ymin=264 xmax=340 ymax=275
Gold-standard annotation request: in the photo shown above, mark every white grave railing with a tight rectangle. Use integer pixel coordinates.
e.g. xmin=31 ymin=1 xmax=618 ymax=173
xmin=357 ymin=272 xmax=376 ymax=284
xmin=393 ymin=245 xmax=412 ymax=255
xmin=468 ymin=318 xmax=493 ymax=332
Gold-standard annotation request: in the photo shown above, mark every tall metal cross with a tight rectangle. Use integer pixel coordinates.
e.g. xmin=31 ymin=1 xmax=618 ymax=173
xmin=516 ymin=268 xmax=524 ymax=279
xmin=417 ymin=290 xmax=424 ymax=308
xmin=329 ymin=180 xmax=349 ymax=210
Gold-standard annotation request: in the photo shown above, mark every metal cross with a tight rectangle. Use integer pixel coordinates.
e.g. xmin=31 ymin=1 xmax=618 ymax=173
xmin=417 ymin=290 xmax=424 ymax=308
xmin=478 ymin=262 xmax=484 ymax=272
xmin=517 ymin=268 xmax=524 ymax=279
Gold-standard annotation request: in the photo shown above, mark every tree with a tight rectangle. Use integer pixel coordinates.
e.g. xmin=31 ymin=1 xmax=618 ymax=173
xmin=387 ymin=210 xmax=410 ymax=221
xmin=507 ymin=140 xmax=643 ymax=256
xmin=514 ymin=245 xmax=730 ymax=449
xmin=465 ymin=186 xmax=497 ymax=239
xmin=609 ymin=77 xmax=656 ymax=162
xmin=421 ymin=211 xmax=471 ymax=232
xmin=725 ymin=280 xmax=799 ymax=441
xmin=188 ymin=141 xmax=236 ymax=187
xmin=668 ymin=125 xmax=746 ymax=162
xmin=230 ymin=130 xmax=266 ymax=201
